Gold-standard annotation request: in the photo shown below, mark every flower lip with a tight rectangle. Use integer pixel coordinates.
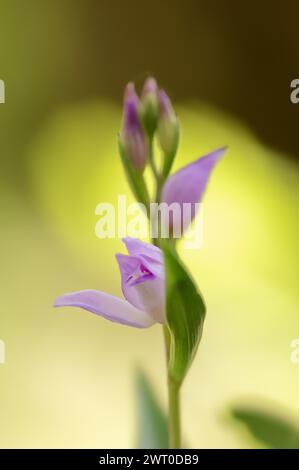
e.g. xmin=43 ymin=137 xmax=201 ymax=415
xmin=115 ymin=253 xmax=155 ymax=287
xmin=115 ymin=243 xmax=165 ymax=323
xmin=120 ymin=238 xmax=164 ymax=279
xmin=127 ymin=270 xmax=154 ymax=287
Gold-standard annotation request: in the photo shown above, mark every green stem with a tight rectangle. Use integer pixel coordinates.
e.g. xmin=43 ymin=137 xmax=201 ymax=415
xmin=150 ymin=144 xmax=181 ymax=449
xmin=168 ymin=375 xmax=181 ymax=448
xmin=148 ymin=135 xmax=159 ymax=180
xmin=163 ymin=325 xmax=181 ymax=449
xmin=155 ymin=172 xmax=163 ymax=205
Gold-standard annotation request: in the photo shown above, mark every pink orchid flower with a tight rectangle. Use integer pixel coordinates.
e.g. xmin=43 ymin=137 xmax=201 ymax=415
xmin=54 ymin=238 xmax=165 ymax=328
xmin=54 ymin=148 xmax=225 ymax=327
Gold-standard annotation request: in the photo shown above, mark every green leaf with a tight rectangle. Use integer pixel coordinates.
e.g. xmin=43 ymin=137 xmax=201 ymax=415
xmin=162 ymin=243 xmax=206 ymax=386
xmin=231 ymin=404 xmax=299 ymax=449
xmin=135 ymin=370 xmax=168 ymax=449
xmin=118 ymin=139 xmax=150 ymax=210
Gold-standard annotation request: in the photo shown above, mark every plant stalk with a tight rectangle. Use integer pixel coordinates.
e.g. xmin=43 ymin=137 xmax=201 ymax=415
xmin=168 ymin=376 xmax=181 ymax=449
xmin=148 ymin=135 xmax=159 ymax=180
xmin=163 ymin=325 xmax=181 ymax=449
xmin=150 ymin=139 xmax=181 ymax=449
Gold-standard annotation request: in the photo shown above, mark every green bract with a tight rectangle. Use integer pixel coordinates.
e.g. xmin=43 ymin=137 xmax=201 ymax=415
xmin=163 ymin=243 xmax=206 ymax=385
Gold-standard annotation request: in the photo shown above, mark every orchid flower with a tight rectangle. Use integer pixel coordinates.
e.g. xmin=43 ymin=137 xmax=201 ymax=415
xmin=54 ymin=238 xmax=165 ymax=328
xmin=54 ymin=148 xmax=223 ymax=326
xmin=55 ymin=76 xmax=226 ymax=449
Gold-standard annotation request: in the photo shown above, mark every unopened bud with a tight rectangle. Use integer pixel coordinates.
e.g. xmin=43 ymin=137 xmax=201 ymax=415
xmin=157 ymin=90 xmax=179 ymax=167
xmin=120 ymin=83 xmax=147 ymax=172
xmin=140 ymin=77 xmax=159 ymax=137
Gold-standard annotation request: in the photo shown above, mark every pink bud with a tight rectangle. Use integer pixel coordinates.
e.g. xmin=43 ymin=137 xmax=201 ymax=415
xmin=120 ymin=83 xmax=147 ymax=171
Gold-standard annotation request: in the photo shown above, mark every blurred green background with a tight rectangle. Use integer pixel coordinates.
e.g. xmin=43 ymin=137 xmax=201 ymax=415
xmin=0 ymin=0 xmax=298 ymax=448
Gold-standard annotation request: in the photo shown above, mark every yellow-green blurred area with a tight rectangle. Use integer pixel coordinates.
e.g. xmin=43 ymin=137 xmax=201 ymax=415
xmin=0 ymin=0 xmax=298 ymax=449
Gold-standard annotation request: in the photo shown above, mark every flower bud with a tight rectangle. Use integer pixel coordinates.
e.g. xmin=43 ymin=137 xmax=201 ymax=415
xmin=157 ymin=90 xmax=179 ymax=175
xmin=140 ymin=77 xmax=159 ymax=137
xmin=120 ymin=83 xmax=147 ymax=172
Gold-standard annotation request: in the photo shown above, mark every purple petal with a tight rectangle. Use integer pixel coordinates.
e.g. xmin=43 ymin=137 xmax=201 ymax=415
xmin=54 ymin=290 xmax=155 ymax=328
xmin=122 ymin=237 xmax=163 ymax=263
xmin=115 ymin=254 xmax=154 ymax=286
xmin=116 ymin=254 xmax=165 ymax=324
xmin=161 ymin=147 xmax=226 ymax=232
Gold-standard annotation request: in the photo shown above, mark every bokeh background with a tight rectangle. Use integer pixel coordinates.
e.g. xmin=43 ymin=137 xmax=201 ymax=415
xmin=0 ymin=0 xmax=298 ymax=448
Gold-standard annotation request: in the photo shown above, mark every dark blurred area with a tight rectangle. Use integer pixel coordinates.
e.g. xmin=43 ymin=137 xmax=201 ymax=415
xmin=0 ymin=0 xmax=298 ymax=188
